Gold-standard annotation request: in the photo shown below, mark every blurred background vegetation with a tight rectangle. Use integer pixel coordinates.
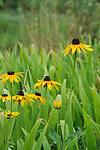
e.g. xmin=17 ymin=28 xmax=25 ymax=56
xmin=0 ymin=0 xmax=100 ymax=52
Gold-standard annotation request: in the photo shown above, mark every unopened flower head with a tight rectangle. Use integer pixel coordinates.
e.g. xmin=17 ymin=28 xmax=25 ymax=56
xmin=53 ymin=100 xmax=62 ymax=109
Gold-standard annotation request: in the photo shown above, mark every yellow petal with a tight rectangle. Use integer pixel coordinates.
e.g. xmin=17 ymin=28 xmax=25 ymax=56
xmin=0 ymin=73 xmax=7 ymax=79
xmin=80 ymin=44 xmax=94 ymax=51
xmin=2 ymin=98 xmax=5 ymax=103
xmin=8 ymin=110 xmax=11 ymax=114
xmin=39 ymin=97 xmax=46 ymax=104
xmin=52 ymin=83 xmax=59 ymax=91
xmin=63 ymin=47 xmax=71 ymax=56
xmin=10 ymin=76 xmax=14 ymax=83
xmin=15 ymin=72 xmax=24 ymax=75
xmin=47 ymin=83 xmax=52 ymax=90
xmin=80 ymin=47 xmax=88 ymax=54
xmin=72 ymin=47 xmax=76 ymax=55
xmin=34 ymin=82 xmax=41 ymax=89
xmin=21 ymin=100 xmax=24 ymax=107
xmin=38 ymin=85 xmax=43 ymax=91
xmin=77 ymin=47 xmax=81 ymax=53
xmin=51 ymin=81 xmax=62 ymax=85
xmin=2 ymin=76 xmax=9 ymax=83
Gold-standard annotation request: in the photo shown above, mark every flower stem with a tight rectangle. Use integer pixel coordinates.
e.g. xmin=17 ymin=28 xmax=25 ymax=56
xmin=17 ymin=101 xmax=20 ymax=111
xmin=11 ymin=83 xmax=13 ymax=115
xmin=45 ymin=86 xmax=47 ymax=95
xmin=74 ymin=51 xmax=77 ymax=71
xmin=57 ymin=110 xmax=59 ymax=150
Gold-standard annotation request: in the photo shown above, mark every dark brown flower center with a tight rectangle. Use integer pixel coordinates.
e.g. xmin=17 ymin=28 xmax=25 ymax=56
xmin=7 ymin=114 xmax=11 ymax=117
xmin=17 ymin=91 xmax=24 ymax=96
xmin=44 ymin=76 xmax=51 ymax=81
xmin=7 ymin=114 xmax=11 ymax=119
xmin=2 ymin=94 xmax=8 ymax=97
xmin=7 ymin=71 xmax=15 ymax=75
xmin=72 ymin=39 xmax=80 ymax=45
xmin=35 ymin=92 xmax=41 ymax=96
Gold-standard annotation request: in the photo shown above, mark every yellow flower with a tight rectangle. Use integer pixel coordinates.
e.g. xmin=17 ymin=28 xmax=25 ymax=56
xmin=13 ymin=91 xmax=34 ymax=107
xmin=63 ymin=38 xmax=94 ymax=56
xmin=34 ymin=76 xmax=62 ymax=91
xmin=0 ymin=94 xmax=11 ymax=102
xmin=26 ymin=92 xmax=46 ymax=105
xmin=1 ymin=110 xmax=20 ymax=119
xmin=53 ymin=100 xmax=62 ymax=109
xmin=0 ymin=71 xmax=24 ymax=83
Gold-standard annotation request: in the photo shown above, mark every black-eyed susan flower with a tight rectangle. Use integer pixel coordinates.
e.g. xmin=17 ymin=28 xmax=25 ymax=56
xmin=53 ymin=100 xmax=62 ymax=109
xmin=34 ymin=76 xmax=62 ymax=91
xmin=0 ymin=94 xmax=11 ymax=103
xmin=0 ymin=71 xmax=24 ymax=83
xmin=26 ymin=92 xmax=46 ymax=105
xmin=63 ymin=38 xmax=94 ymax=56
xmin=13 ymin=91 xmax=34 ymax=107
xmin=1 ymin=110 xmax=20 ymax=119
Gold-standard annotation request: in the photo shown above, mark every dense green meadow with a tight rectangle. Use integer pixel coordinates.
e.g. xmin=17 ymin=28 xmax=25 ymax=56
xmin=0 ymin=0 xmax=100 ymax=150
xmin=0 ymin=40 xmax=100 ymax=150
xmin=0 ymin=0 xmax=100 ymax=51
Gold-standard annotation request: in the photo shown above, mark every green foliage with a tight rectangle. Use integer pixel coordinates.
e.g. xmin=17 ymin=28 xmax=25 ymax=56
xmin=0 ymin=0 xmax=100 ymax=51
xmin=0 ymin=41 xmax=100 ymax=149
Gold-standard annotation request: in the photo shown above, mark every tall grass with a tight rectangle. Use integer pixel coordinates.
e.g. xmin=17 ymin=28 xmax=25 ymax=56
xmin=0 ymin=39 xmax=100 ymax=149
xmin=0 ymin=0 xmax=100 ymax=51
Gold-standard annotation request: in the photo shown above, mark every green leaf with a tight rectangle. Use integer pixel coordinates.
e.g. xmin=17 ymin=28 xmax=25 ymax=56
xmin=43 ymin=136 xmax=50 ymax=150
xmin=34 ymin=122 xmax=48 ymax=150
xmin=83 ymin=110 xmax=97 ymax=150
xmin=49 ymin=128 xmax=63 ymax=150
xmin=60 ymin=79 xmax=67 ymax=120
xmin=0 ymin=118 xmax=15 ymax=150
xmin=92 ymin=87 xmax=100 ymax=124
xmin=23 ymin=119 xmax=42 ymax=150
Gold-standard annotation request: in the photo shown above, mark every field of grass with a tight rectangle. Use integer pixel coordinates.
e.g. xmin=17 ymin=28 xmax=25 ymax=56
xmin=0 ymin=0 xmax=100 ymax=51
xmin=0 ymin=1 xmax=100 ymax=149
xmin=0 ymin=38 xmax=100 ymax=149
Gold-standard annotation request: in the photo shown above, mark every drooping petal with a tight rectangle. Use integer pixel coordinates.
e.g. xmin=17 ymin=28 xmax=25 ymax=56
xmin=77 ymin=47 xmax=81 ymax=53
xmin=0 ymin=73 xmax=7 ymax=79
xmin=39 ymin=97 xmax=46 ymax=104
xmin=38 ymin=84 xmax=43 ymax=91
xmin=80 ymin=47 xmax=88 ymax=54
xmin=14 ymin=75 xmax=21 ymax=81
xmin=10 ymin=76 xmax=14 ymax=83
xmin=15 ymin=72 xmax=24 ymax=75
xmin=52 ymin=83 xmax=59 ymax=91
xmin=47 ymin=83 xmax=52 ymax=90
xmin=2 ymin=76 xmax=9 ymax=83
xmin=13 ymin=77 xmax=19 ymax=83
xmin=34 ymin=82 xmax=41 ymax=89
xmin=80 ymin=44 xmax=94 ymax=51
xmin=52 ymin=81 xmax=62 ymax=85
xmin=2 ymin=98 xmax=5 ymax=103
xmin=72 ymin=47 xmax=77 ymax=55
xmin=63 ymin=47 xmax=71 ymax=56
xmin=21 ymin=100 xmax=24 ymax=107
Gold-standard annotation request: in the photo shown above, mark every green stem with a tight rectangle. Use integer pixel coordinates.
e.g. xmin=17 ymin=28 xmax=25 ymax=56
xmin=45 ymin=86 xmax=47 ymax=95
xmin=74 ymin=51 xmax=77 ymax=72
xmin=11 ymin=83 xmax=13 ymax=115
xmin=57 ymin=110 xmax=59 ymax=150
xmin=4 ymin=101 xmax=6 ymax=113
xmin=17 ymin=101 xmax=20 ymax=111
xmin=63 ymin=89 xmax=72 ymax=149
